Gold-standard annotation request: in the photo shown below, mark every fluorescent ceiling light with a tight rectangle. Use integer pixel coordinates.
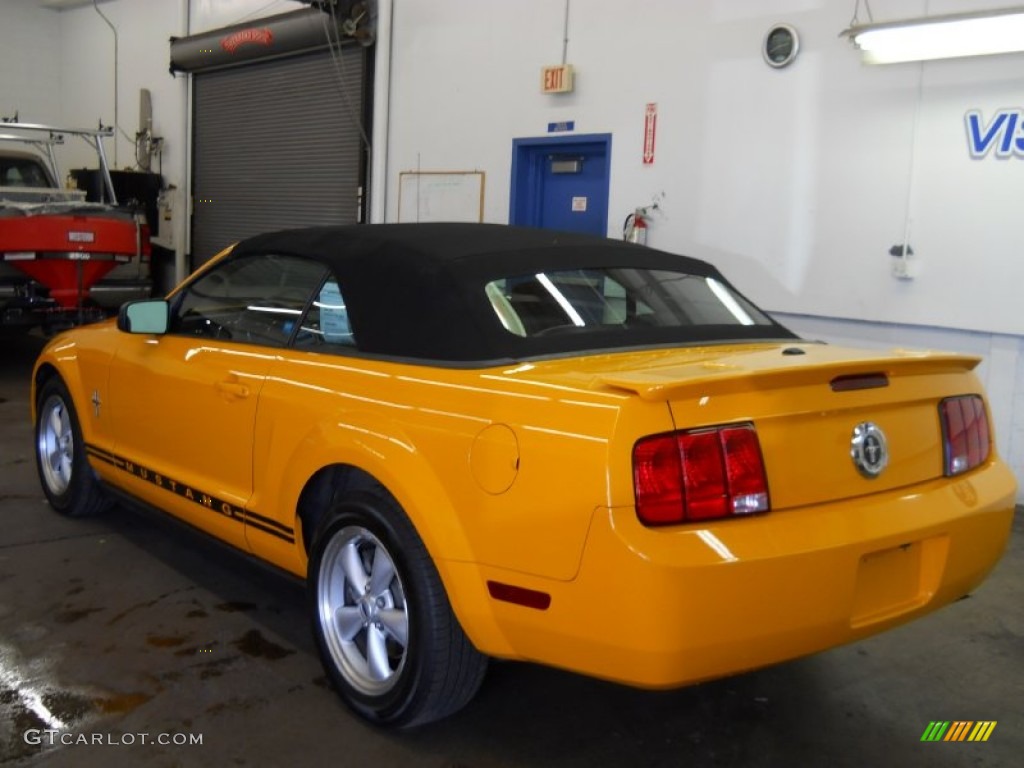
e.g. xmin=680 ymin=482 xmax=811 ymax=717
xmin=843 ymin=6 xmax=1024 ymax=64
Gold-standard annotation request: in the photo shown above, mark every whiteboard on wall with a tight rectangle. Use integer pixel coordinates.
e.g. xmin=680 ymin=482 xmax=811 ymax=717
xmin=398 ymin=171 xmax=485 ymax=223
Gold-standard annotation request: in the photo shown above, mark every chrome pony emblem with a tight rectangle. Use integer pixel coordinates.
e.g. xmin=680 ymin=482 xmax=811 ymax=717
xmin=851 ymin=422 xmax=888 ymax=478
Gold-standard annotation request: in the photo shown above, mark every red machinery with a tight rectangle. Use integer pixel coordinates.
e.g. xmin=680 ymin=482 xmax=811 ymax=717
xmin=0 ymin=122 xmax=150 ymax=329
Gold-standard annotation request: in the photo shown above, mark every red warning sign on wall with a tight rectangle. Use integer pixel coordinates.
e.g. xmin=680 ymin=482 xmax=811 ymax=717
xmin=643 ymin=103 xmax=657 ymax=165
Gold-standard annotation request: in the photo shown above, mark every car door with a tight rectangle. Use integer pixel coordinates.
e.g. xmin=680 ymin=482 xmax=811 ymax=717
xmin=106 ymin=251 xmax=328 ymax=547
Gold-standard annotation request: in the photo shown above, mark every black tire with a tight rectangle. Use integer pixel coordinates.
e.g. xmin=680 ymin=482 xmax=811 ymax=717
xmin=308 ymin=486 xmax=487 ymax=727
xmin=34 ymin=377 xmax=108 ymax=517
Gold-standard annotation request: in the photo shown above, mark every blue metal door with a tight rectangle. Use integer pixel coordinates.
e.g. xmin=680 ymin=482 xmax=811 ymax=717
xmin=510 ymin=134 xmax=612 ymax=236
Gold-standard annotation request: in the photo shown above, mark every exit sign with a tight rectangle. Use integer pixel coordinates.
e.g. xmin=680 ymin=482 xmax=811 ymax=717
xmin=541 ymin=65 xmax=574 ymax=94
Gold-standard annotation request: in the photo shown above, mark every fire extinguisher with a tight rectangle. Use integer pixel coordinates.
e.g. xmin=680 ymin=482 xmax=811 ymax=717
xmin=623 ymin=207 xmax=648 ymax=245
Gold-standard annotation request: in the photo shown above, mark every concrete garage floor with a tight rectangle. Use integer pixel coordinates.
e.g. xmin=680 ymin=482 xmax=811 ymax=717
xmin=1 ymin=331 xmax=1021 ymax=768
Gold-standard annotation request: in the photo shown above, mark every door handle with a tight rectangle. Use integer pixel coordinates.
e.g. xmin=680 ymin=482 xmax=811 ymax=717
xmin=216 ymin=378 xmax=250 ymax=399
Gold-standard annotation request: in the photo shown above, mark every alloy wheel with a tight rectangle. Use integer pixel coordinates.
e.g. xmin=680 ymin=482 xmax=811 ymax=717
xmin=38 ymin=394 xmax=74 ymax=497
xmin=316 ymin=525 xmax=410 ymax=695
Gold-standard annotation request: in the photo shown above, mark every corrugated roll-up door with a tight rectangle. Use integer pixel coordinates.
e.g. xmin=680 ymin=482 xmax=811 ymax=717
xmin=192 ymin=45 xmax=365 ymax=264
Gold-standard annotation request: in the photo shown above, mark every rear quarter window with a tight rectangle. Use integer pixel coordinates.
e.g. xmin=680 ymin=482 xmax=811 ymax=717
xmin=486 ymin=268 xmax=775 ymax=339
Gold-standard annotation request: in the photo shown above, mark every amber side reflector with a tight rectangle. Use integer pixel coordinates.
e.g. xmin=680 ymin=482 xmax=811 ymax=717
xmin=487 ymin=581 xmax=552 ymax=610
xmin=830 ymin=373 xmax=889 ymax=392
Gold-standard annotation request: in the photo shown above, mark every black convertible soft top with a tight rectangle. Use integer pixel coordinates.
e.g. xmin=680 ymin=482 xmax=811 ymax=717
xmin=231 ymin=223 xmax=795 ymax=363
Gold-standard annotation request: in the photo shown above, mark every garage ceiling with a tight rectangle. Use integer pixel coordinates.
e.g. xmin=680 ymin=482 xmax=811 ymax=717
xmin=32 ymin=0 xmax=115 ymax=10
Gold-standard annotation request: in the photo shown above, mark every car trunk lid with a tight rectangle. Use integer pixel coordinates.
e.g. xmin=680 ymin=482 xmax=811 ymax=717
xmin=595 ymin=342 xmax=984 ymax=512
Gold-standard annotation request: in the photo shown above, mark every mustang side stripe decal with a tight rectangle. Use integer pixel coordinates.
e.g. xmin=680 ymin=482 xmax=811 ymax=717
xmin=85 ymin=445 xmax=295 ymax=544
xmin=243 ymin=508 xmax=295 ymax=537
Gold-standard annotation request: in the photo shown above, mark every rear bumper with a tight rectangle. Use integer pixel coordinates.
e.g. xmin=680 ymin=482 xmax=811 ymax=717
xmin=473 ymin=461 xmax=1016 ymax=687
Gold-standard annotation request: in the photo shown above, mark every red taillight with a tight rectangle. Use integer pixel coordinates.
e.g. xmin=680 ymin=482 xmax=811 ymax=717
xmin=633 ymin=423 xmax=770 ymax=526
xmin=632 ymin=434 xmax=685 ymax=524
xmin=679 ymin=430 xmax=727 ymax=520
xmin=720 ymin=426 xmax=772 ymax=514
xmin=940 ymin=395 xmax=991 ymax=476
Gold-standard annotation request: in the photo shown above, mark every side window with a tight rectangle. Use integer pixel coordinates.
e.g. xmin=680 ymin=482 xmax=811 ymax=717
xmin=497 ymin=272 xmax=640 ymax=336
xmin=293 ymin=278 xmax=357 ymax=349
xmin=1 ymin=159 xmax=51 ymax=188
xmin=488 ymin=268 xmax=771 ymax=338
xmin=169 ymin=253 xmax=327 ymax=347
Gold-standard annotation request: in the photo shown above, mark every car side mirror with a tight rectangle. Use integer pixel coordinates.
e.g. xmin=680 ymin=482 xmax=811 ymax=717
xmin=118 ymin=299 xmax=169 ymax=334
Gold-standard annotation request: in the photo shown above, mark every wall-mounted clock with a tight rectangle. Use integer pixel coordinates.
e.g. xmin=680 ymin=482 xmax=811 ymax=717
xmin=763 ymin=24 xmax=800 ymax=68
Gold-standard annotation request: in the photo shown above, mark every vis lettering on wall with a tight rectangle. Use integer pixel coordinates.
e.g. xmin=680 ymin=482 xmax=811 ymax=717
xmin=965 ymin=109 xmax=1024 ymax=159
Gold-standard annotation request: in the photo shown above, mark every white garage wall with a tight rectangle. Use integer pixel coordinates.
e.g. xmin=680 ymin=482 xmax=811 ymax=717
xmin=4 ymin=0 xmax=306 ymax=174
xmin=189 ymin=0 xmax=307 ymax=31
xmin=48 ymin=0 xmax=307 ymax=172
xmin=384 ymin=0 xmax=1023 ymax=498
xmin=0 ymin=2 xmax=63 ymax=125
xmin=56 ymin=1 xmax=186 ymax=177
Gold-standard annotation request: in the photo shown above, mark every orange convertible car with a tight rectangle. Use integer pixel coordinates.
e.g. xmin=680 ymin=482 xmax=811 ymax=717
xmin=32 ymin=224 xmax=1016 ymax=726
